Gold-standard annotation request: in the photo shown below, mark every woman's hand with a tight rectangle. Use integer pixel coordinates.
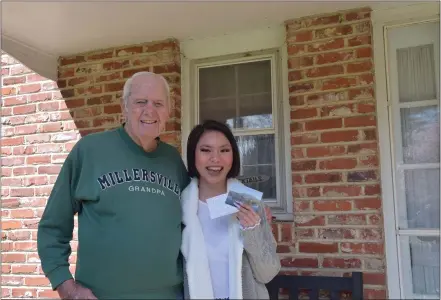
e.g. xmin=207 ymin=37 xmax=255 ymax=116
xmin=235 ymin=202 xmax=261 ymax=229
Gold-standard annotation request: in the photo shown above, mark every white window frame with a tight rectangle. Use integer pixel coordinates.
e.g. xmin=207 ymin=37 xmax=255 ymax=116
xmin=372 ymin=2 xmax=440 ymax=299
xmin=180 ymin=26 xmax=293 ymax=220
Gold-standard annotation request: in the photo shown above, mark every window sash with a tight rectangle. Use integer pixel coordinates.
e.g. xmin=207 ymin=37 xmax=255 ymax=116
xmin=192 ymin=50 xmax=290 ymax=214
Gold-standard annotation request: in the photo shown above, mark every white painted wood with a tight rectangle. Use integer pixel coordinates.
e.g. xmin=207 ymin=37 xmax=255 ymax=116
xmin=374 ymin=4 xmax=440 ymax=297
xmin=1 ymin=34 xmax=58 ymax=81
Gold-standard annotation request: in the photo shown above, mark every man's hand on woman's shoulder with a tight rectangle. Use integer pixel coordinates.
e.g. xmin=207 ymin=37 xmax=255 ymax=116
xmin=57 ymin=279 xmax=97 ymax=300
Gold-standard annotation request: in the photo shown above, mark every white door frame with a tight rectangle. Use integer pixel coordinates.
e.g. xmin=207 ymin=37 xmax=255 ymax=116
xmin=372 ymin=2 xmax=440 ymax=299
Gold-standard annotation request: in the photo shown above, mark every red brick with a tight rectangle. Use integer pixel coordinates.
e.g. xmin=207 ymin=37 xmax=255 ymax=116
xmin=319 ymin=158 xmax=357 ymax=170
xmin=321 ymin=130 xmax=358 ymax=143
xmin=3 ymin=76 xmax=26 ymax=85
xmin=11 ymin=288 xmax=37 ymax=298
xmin=10 ymin=209 xmax=34 ymax=218
xmin=59 ymin=56 xmax=86 ymax=66
xmin=76 ymin=85 xmax=103 ymax=95
xmin=347 ymin=61 xmax=372 ymax=73
xmin=292 ymin=134 xmax=319 ymax=145
xmin=322 ymin=257 xmax=362 ymax=268
xmin=24 ymin=277 xmax=49 ymax=286
xmin=314 ymin=200 xmax=352 ymax=212
xmin=96 ymin=72 xmax=122 ymax=83
xmin=2 ymin=220 xmax=22 ymax=230
xmin=288 ymin=70 xmax=302 ymax=81
xmin=38 ymin=166 xmax=61 ymax=175
xmin=116 ymin=46 xmax=143 ymax=56
xmin=2 ymin=136 xmax=24 ymax=146
xmin=315 ymin=25 xmax=353 ymax=39
xmin=289 ymin=82 xmax=315 ymax=94
xmin=321 ymin=104 xmax=355 ymax=117
xmin=102 ymin=60 xmax=130 ymax=71
xmin=299 ymin=242 xmax=338 ymax=253
xmin=305 ymin=65 xmax=344 ymax=78
xmin=322 ymin=77 xmax=357 ymax=90
xmin=365 ymin=184 xmax=381 ymax=195
xmin=316 ymin=51 xmax=354 ymax=65
xmin=87 ymin=50 xmax=114 ymax=61
xmin=354 ymin=198 xmax=381 ymax=210
xmin=364 ymin=289 xmax=387 ymax=299
xmin=345 ymin=9 xmax=371 ymax=21
xmin=348 ymin=35 xmax=371 ymax=47
xmin=281 ymin=258 xmax=319 ymax=268
xmin=328 ymin=214 xmax=367 ymax=226
xmin=356 ymin=47 xmax=372 ymax=58
xmin=292 ymin=160 xmax=316 ymax=171
xmin=307 ymin=38 xmax=344 ymax=52
xmin=103 ymin=105 xmax=121 ymax=114
xmin=68 ymin=76 xmax=89 ymax=86
xmin=38 ymin=289 xmax=59 ymax=298
xmin=287 ymin=45 xmax=305 ymax=55
xmin=144 ymin=41 xmax=176 ymax=53
xmin=305 ymin=118 xmax=342 ymax=131
xmin=295 ymin=216 xmax=326 ymax=227
xmin=2 ymin=87 xmax=16 ymax=96
xmin=15 ymin=125 xmax=38 ymax=135
xmin=348 ymin=170 xmax=377 ymax=182
xmin=359 ymin=155 xmax=378 ymax=167
xmin=12 ymin=104 xmax=36 ymax=115
xmin=28 ymin=92 xmax=52 ymax=102
xmin=323 ymin=185 xmax=362 ymax=197
xmin=2 ymin=276 xmax=24 ymax=286
xmin=8 ymin=231 xmax=31 ymax=241
xmin=288 ymin=57 xmax=314 ymax=69
xmin=291 ymin=108 xmax=317 ymax=119
xmin=14 ymin=241 xmax=37 ymax=251
xmin=306 ymin=146 xmax=345 ymax=158
xmin=294 ymin=201 xmax=310 ymax=212
xmin=290 ymin=30 xmax=313 ymax=42
xmin=280 ymin=224 xmax=292 ymax=242
xmin=2 ymin=265 xmax=11 ymax=274
xmin=18 ymin=84 xmax=41 ymax=94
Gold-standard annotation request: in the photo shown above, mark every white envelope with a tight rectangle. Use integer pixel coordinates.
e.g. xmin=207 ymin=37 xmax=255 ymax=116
xmin=206 ymin=184 xmax=263 ymax=219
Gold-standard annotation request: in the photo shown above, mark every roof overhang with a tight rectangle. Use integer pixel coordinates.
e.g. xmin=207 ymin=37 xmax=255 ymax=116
xmin=1 ymin=0 xmax=419 ymax=80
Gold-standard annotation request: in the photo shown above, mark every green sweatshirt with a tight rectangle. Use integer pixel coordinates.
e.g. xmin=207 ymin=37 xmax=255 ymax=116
xmin=37 ymin=125 xmax=190 ymax=299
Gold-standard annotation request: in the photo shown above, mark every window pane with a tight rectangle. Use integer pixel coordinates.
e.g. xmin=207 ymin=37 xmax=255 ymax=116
xmin=401 ymin=236 xmax=440 ymax=297
xmin=397 ymin=44 xmax=437 ymax=102
xmin=401 ymin=106 xmax=440 ymax=164
xmin=399 ymin=169 xmax=440 ymax=229
xmin=236 ymin=134 xmax=277 ymax=199
xmin=199 ymin=60 xmax=273 ymax=129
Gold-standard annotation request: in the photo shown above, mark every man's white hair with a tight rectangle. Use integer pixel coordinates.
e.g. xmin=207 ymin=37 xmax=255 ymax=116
xmin=122 ymin=71 xmax=171 ymax=111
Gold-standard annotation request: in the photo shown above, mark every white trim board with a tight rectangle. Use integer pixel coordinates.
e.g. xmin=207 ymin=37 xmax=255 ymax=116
xmin=1 ymin=34 xmax=58 ymax=81
xmin=372 ymin=2 xmax=440 ymax=299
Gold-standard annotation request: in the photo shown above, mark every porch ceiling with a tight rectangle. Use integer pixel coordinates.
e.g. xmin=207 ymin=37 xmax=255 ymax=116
xmin=1 ymin=0 xmax=416 ymax=80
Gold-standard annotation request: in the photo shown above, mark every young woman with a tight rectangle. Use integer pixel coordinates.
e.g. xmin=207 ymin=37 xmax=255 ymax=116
xmin=180 ymin=120 xmax=281 ymax=299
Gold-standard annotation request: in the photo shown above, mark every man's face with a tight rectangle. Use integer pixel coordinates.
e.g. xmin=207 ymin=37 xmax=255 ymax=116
xmin=122 ymin=75 xmax=169 ymax=141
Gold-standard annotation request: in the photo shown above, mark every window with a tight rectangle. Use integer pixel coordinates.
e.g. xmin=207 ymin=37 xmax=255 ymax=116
xmin=386 ymin=20 xmax=440 ymax=299
xmin=191 ymin=49 xmax=292 ymax=219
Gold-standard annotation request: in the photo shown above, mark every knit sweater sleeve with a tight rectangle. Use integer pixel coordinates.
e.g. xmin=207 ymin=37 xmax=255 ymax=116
xmin=242 ymin=220 xmax=281 ymax=283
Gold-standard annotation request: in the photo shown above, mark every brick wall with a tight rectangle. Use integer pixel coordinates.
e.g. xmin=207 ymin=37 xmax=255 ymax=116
xmin=1 ymin=39 xmax=182 ymax=298
xmin=282 ymin=7 xmax=385 ymax=299
xmin=2 ymin=7 xmax=386 ymax=300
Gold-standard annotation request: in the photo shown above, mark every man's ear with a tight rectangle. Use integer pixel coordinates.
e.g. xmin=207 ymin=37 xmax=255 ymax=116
xmin=120 ymin=98 xmax=127 ymax=114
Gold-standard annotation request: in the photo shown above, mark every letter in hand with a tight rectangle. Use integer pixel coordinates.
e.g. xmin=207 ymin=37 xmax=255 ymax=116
xmin=57 ymin=279 xmax=97 ymax=300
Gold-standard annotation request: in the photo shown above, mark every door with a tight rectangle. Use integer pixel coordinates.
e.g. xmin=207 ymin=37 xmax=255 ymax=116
xmin=386 ymin=20 xmax=440 ymax=299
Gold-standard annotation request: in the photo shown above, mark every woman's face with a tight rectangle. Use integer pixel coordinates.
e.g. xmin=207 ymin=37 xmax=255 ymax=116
xmin=195 ymin=130 xmax=234 ymax=186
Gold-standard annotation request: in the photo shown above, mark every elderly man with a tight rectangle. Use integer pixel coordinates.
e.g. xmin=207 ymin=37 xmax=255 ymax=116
xmin=37 ymin=72 xmax=190 ymax=299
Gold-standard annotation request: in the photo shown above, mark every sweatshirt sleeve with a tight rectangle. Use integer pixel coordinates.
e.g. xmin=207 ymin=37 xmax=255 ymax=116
xmin=37 ymin=144 xmax=82 ymax=290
